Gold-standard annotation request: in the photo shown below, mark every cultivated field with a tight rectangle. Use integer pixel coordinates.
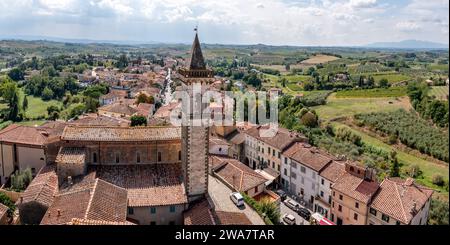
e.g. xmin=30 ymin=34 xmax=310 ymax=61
xmin=429 ymin=86 xmax=449 ymax=100
xmin=335 ymin=87 xmax=407 ymax=98
xmin=301 ymin=54 xmax=340 ymax=65
xmin=312 ymin=93 xmax=411 ymax=121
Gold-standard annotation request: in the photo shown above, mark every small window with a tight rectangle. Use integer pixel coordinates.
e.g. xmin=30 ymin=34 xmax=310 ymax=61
xmin=268 ymin=148 xmax=270 ymax=154
xmin=396 ymin=220 xmax=401 ymax=225
xmin=354 ymin=213 xmax=358 ymax=220
xmin=115 ymin=153 xmax=120 ymax=163
xmin=291 ymin=172 xmax=297 ymax=179
xmin=219 ymin=147 xmax=222 ymax=152
xmin=128 ymin=207 xmax=134 ymax=215
xmin=284 ymin=169 xmax=287 ymax=176
xmin=320 ymin=191 xmax=324 ymax=197
xmin=169 ymin=205 xmax=176 ymax=213
xmin=300 ymin=166 xmax=306 ymax=173
xmin=338 ymin=205 xmax=342 ymax=212
xmin=136 ymin=152 xmax=141 ymax=163
xmin=178 ymin=151 xmax=181 ymax=161
xmin=321 ymin=178 xmax=325 ymax=185
xmin=369 ymin=208 xmax=377 ymax=216
xmin=150 ymin=207 xmax=157 ymax=214
xmin=350 ymin=166 xmax=354 ymax=172
xmin=278 ymin=152 xmax=281 ymax=159
xmin=355 ymin=202 xmax=359 ymax=209
xmin=158 ymin=152 xmax=162 ymax=162
xmin=272 ymin=162 xmax=275 ymax=168
xmin=93 ymin=152 xmax=97 ymax=163
xmin=382 ymin=214 xmax=390 ymax=222
xmin=277 ymin=165 xmax=280 ymax=172
xmin=339 ymin=194 xmax=343 ymax=200
xmin=255 ymin=186 xmax=259 ymax=193
xmin=284 ymin=158 xmax=287 ymax=164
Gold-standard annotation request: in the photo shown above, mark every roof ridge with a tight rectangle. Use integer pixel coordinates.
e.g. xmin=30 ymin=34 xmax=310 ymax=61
xmin=393 ymin=180 xmax=408 ymax=224
xmin=85 ymin=178 xmax=99 ymax=219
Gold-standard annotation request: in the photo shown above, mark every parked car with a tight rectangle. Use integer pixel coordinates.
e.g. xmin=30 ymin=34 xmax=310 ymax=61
xmin=297 ymin=207 xmax=311 ymax=220
xmin=230 ymin=192 xmax=245 ymax=207
xmin=282 ymin=214 xmax=296 ymax=225
xmin=275 ymin=190 xmax=287 ymax=201
xmin=284 ymin=199 xmax=300 ymax=211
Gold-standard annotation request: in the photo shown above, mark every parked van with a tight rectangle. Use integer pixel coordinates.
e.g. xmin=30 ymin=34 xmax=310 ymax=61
xmin=230 ymin=192 xmax=245 ymax=207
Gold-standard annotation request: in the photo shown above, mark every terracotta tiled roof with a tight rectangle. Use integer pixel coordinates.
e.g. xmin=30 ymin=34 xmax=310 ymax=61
xmin=244 ymin=125 xmax=306 ymax=151
xmin=210 ymin=137 xmax=230 ymax=146
xmin=227 ymin=131 xmax=245 ymax=145
xmin=0 ymin=124 xmax=48 ymax=146
xmin=19 ymin=165 xmax=58 ymax=208
xmin=98 ymin=102 xmax=138 ymax=116
xmin=332 ymin=172 xmax=379 ymax=204
xmin=215 ymin=211 xmax=253 ymax=225
xmin=284 ymin=142 xmax=333 ymax=172
xmin=370 ymin=178 xmax=433 ymax=224
xmin=40 ymin=178 xmax=128 ymax=225
xmin=67 ymin=218 xmax=136 ymax=225
xmin=55 ymin=147 xmax=86 ymax=165
xmin=70 ymin=114 xmax=130 ymax=127
xmin=91 ymin=164 xmax=188 ymax=207
xmin=210 ymin=156 xmax=266 ymax=192
xmin=0 ymin=203 xmax=8 ymax=219
xmin=184 ymin=199 xmax=216 ymax=225
xmin=319 ymin=161 xmax=346 ymax=182
xmin=61 ymin=126 xmax=181 ymax=142
xmin=154 ymin=102 xmax=180 ymax=119
xmin=136 ymin=103 xmax=153 ymax=117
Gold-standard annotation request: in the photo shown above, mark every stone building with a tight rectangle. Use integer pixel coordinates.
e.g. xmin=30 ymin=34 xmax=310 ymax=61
xmin=179 ymin=31 xmax=215 ymax=202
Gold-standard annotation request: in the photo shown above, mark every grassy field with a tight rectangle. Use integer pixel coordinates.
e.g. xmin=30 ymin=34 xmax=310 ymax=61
xmin=18 ymin=89 xmax=63 ymax=119
xmin=429 ymin=86 xmax=449 ymax=100
xmin=313 ymin=93 xmax=411 ymax=121
xmin=301 ymin=55 xmax=340 ymax=64
xmin=333 ymin=122 xmax=449 ymax=194
xmin=335 ymin=87 xmax=407 ymax=98
xmin=428 ymin=64 xmax=449 ymax=72
xmin=371 ymin=73 xmax=411 ymax=84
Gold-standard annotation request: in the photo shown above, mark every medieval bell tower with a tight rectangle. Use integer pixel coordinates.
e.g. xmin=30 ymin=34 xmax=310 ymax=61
xmin=179 ymin=29 xmax=214 ymax=202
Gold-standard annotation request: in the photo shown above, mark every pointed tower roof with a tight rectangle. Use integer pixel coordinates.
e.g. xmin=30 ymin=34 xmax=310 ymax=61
xmin=188 ymin=32 xmax=206 ymax=70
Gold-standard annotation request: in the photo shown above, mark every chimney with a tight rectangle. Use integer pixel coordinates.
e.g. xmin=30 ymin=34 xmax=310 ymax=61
xmin=411 ymin=201 xmax=417 ymax=214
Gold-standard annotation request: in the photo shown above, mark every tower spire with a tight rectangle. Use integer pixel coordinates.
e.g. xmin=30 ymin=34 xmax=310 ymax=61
xmin=189 ymin=28 xmax=206 ymax=70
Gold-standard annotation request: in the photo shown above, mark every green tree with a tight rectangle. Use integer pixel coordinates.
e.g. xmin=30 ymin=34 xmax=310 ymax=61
xmin=116 ymin=54 xmax=129 ymax=69
xmin=428 ymin=198 xmax=449 ymax=225
xmin=136 ymin=93 xmax=154 ymax=104
xmin=389 ymin=151 xmax=400 ymax=177
xmin=378 ymin=78 xmax=389 ymax=88
xmin=131 ymin=115 xmax=148 ymax=126
xmin=300 ymin=111 xmax=318 ymax=128
xmin=7 ymin=67 xmax=24 ymax=81
xmin=22 ymin=95 xmax=29 ymax=111
xmin=42 ymin=87 xmax=54 ymax=101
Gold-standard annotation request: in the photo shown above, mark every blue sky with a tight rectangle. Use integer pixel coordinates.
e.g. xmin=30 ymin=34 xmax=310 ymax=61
xmin=0 ymin=0 xmax=448 ymax=46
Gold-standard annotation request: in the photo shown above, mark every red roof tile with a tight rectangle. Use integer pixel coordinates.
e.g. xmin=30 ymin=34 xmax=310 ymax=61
xmin=370 ymin=178 xmax=433 ymax=224
xmin=19 ymin=165 xmax=58 ymax=208
xmin=284 ymin=142 xmax=333 ymax=172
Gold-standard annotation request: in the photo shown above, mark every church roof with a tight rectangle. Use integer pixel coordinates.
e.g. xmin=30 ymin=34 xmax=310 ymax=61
xmin=188 ymin=32 xmax=206 ymax=70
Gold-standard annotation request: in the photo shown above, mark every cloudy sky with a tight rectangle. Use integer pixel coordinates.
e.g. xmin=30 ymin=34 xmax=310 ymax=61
xmin=0 ymin=0 xmax=448 ymax=46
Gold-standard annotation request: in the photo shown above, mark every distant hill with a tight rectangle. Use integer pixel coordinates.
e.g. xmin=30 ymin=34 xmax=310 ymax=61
xmin=0 ymin=35 xmax=156 ymax=45
xmin=365 ymin=40 xmax=448 ymax=49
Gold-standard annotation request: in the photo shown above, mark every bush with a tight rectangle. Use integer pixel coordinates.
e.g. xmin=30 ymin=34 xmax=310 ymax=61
xmin=335 ymin=127 xmax=362 ymax=146
xmin=241 ymin=193 xmax=279 ymax=225
xmin=130 ymin=115 xmax=148 ymax=127
xmin=432 ymin=174 xmax=445 ymax=186
xmin=428 ymin=198 xmax=449 ymax=225
xmin=10 ymin=168 xmax=33 ymax=192
xmin=300 ymin=112 xmax=318 ymax=128
xmin=0 ymin=192 xmax=15 ymax=216
xmin=406 ymin=164 xmax=422 ymax=178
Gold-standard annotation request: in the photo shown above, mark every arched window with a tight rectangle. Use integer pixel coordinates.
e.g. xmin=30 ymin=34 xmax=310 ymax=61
xmin=115 ymin=153 xmax=120 ymax=163
xmin=93 ymin=153 xmax=97 ymax=163
xmin=137 ymin=152 xmax=141 ymax=163
xmin=350 ymin=166 xmax=354 ymax=172
xmin=158 ymin=152 xmax=162 ymax=162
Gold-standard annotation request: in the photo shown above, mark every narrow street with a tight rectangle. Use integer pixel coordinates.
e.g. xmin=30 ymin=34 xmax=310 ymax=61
xmin=279 ymin=197 xmax=311 ymax=225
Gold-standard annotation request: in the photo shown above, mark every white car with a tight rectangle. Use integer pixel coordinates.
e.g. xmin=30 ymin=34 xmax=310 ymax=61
xmin=230 ymin=192 xmax=245 ymax=207
xmin=283 ymin=214 xmax=296 ymax=225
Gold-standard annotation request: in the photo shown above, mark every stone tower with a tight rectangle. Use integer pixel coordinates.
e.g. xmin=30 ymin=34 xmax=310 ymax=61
xmin=179 ymin=30 xmax=214 ymax=202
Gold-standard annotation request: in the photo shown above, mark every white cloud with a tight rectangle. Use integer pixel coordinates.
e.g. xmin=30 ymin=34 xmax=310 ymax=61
xmin=0 ymin=0 xmax=448 ymax=45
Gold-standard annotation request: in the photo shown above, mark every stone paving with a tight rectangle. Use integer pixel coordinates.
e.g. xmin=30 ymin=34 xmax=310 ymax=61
xmin=208 ymin=175 xmax=265 ymax=225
